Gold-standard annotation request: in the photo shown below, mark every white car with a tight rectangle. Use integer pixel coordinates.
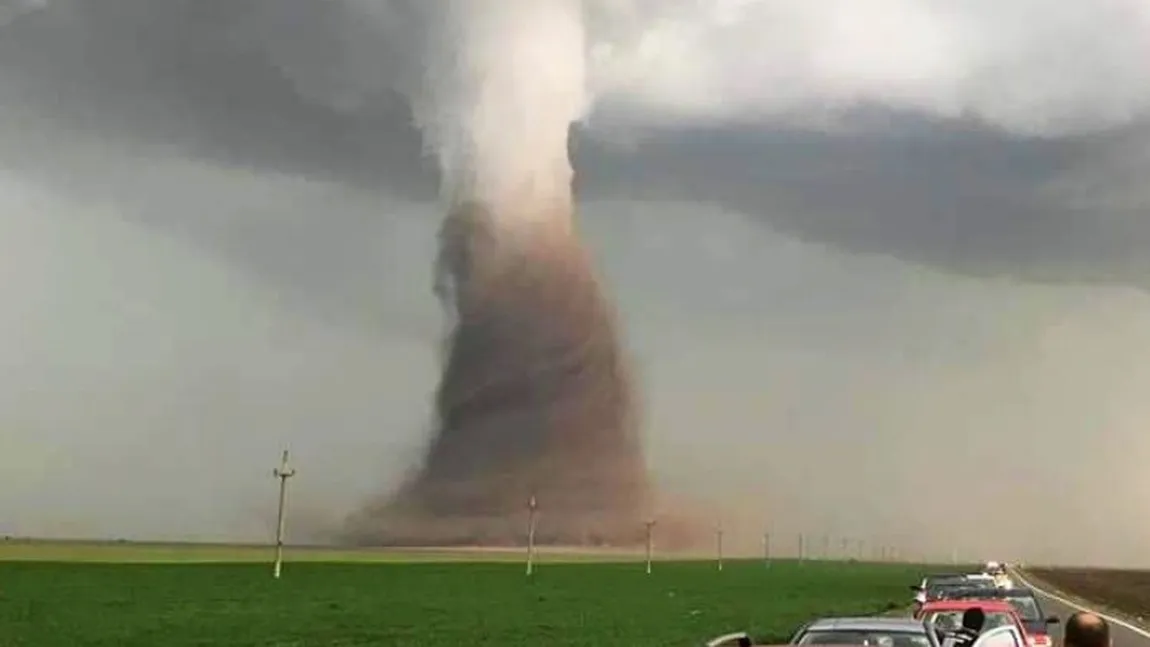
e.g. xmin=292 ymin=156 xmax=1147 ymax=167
xmin=993 ymin=573 xmax=1014 ymax=589
xmin=963 ymin=571 xmax=1013 ymax=590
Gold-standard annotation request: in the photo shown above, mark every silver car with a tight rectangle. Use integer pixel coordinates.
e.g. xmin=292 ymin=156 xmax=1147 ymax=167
xmin=790 ymin=617 xmax=943 ymax=647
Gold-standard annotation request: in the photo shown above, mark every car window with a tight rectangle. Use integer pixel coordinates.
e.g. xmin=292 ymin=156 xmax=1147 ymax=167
xmin=926 ymin=611 xmax=1014 ymax=630
xmin=1006 ymin=598 xmax=1041 ymax=621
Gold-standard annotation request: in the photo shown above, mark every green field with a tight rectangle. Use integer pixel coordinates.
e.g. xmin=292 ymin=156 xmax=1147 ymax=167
xmin=0 ymin=544 xmax=924 ymax=647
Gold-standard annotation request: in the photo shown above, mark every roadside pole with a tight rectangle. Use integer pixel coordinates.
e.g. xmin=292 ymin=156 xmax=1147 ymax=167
xmin=525 ymin=495 xmax=538 ymax=576
xmin=716 ymin=521 xmax=724 ymax=571
xmin=644 ymin=519 xmax=656 ymax=575
xmin=271 ymin=449 xmax=295 ymax=580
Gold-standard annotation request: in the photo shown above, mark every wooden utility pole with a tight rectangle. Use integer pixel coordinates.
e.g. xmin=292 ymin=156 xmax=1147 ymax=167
xmin=716 ymin=521 xmax=724 ymax=571
xmin=271 ymin=449 xmax=296 ymax=579
xmin=525 ymin=495 xmax=538 ymax=576
xmin=644 ymin=519 xmax=657 ymax=574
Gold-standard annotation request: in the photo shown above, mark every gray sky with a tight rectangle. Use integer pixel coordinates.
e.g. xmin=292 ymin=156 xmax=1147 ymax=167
xmin=2 ymin=0 xmax=1150 ymax=566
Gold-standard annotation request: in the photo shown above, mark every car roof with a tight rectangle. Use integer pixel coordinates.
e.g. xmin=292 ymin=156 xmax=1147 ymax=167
xmin=922 ymin=600 xmax=1016 ymax=611
xmin=804 ymin=617 xmax=929 ymax=632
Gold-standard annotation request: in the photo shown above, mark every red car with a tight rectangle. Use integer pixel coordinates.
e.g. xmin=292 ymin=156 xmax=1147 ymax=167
xmin=914 ymin=600 xmax=1030 ymax=644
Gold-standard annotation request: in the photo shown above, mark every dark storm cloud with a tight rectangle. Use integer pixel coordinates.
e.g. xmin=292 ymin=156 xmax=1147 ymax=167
xmin=577 ymin=121 xmax=1150 ymax=286
xmin=3 ymin=0 xmax=1149 ymax=301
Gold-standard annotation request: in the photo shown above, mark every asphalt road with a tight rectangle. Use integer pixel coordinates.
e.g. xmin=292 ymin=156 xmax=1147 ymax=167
xmin=1015 ymin=572 xmax=1150 ymax=647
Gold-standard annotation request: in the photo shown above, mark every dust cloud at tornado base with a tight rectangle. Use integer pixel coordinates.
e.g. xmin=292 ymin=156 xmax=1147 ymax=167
xmin=342 ymin=203 xmax=663 ymax=547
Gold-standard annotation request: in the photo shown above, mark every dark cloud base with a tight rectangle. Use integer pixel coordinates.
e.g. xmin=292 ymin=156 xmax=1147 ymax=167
xmin=3 ymin=0 xmax=1148 ymax=296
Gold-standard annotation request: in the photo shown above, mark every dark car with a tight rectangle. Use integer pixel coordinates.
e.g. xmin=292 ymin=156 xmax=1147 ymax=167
xmin=910 ymin=574 xmax=973 ymax=609
xmin=790 ymin=616 xmax=941 ymax=647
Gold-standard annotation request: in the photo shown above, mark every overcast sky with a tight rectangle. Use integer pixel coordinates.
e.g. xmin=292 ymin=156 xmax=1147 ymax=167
xmin=2 ymin=0 xmax=1150 ymax=566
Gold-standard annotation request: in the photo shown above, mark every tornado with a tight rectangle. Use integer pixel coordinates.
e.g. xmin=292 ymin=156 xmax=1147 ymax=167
xmin=343 ymin=0 xmax=662 ymax=547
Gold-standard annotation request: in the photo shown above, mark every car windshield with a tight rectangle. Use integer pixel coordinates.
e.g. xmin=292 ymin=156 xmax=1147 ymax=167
xmin=1005 ymin=597 xmax=1041 ymax=622
xmin=926 ymin=611 xmax=1016 ymax=631
xmin=939 ymin=587 xmax=997 ymax=600
xmin=797 ymin=630 xmax=932 ymax=647
xmin=927 ymin=577 xmax=967 ymax=586
xmin=927 ymin=581 xmax=970 ymax=595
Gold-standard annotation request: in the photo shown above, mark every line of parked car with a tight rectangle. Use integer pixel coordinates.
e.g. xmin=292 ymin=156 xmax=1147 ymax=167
xmin=705 ymin=562 xmax=1060 ymax=647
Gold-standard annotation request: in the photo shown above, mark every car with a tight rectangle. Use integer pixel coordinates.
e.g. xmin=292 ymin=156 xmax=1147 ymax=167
xmin=911 ymin=574 xmax=973 ymax=609
xmin=706 ymin=621 xmax=1025 ymax=647
xmin=963 ymin=572 xmax=1013 ymax=590
xmin=933 ymin=586 xmax=993 ymax=603
xmin=914 ymin=600 xmax=1030 ymax=645
xmin=936 ymin=587 xmax=1059 ymax=647
xmin=789 ymin=616 xmax=942 ymax=647
xmin=964 ymin=574 xmax=997 ymax=587
xmin=992 ymin=573 xmax=1014 ymax=590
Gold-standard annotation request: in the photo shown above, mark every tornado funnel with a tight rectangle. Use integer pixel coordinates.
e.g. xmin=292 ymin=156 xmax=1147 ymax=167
xmin=347 ymin=200 xmax=657 ymax=546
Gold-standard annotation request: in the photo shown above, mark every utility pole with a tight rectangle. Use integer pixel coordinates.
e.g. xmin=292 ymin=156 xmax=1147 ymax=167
xmin=798 ymin=533 xmax=805 ymax=563
xmin=525 ymin=495 xmax=538 ymax=576
xmin=716 ymin=521 xmax=724 ymax=571
xmin=271 ymin=449 xmax=295 ymax=579
xmin=644 ymin=518 xmax=656 ymax=574
xmin=763 ymin=531 xmax=771 ymax=567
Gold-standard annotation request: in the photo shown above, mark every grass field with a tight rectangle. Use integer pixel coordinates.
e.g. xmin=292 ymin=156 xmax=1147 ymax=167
xmin=0 ymin=542 xmax=925 ymax=647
